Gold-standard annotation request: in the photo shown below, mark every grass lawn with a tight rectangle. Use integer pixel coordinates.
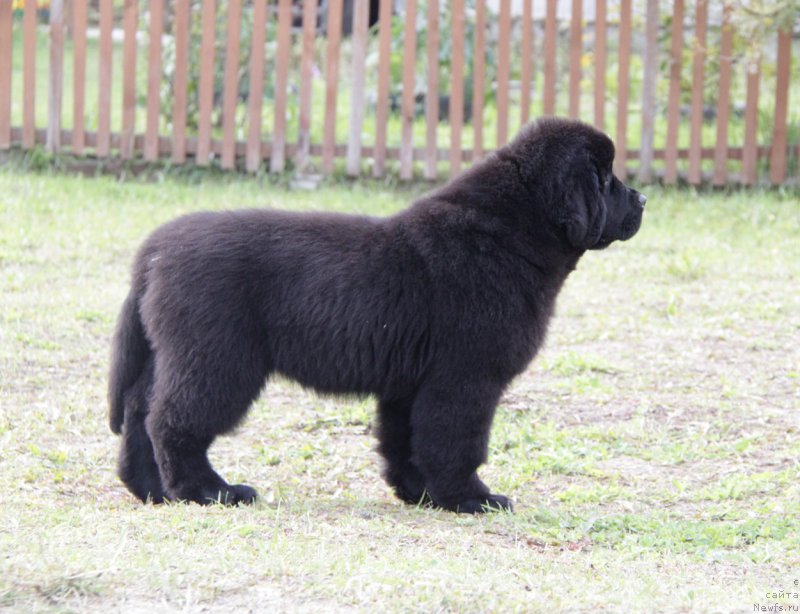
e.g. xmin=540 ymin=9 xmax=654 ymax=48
xmin=0 ymin=161 xmax=799 ymax=612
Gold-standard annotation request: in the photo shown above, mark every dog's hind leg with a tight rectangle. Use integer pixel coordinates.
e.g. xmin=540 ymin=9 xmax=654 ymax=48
xmin=146 ymin=348 xmax=268 ymax=506
xmin=117 ymin=356 xmax=169 ymax=503
xmin=376 ymin=396 xmax=429 ymax=506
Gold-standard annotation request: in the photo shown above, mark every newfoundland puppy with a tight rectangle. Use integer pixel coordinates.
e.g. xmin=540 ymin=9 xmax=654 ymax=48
xmin=109 ymin=117 xmax=645 ymax=513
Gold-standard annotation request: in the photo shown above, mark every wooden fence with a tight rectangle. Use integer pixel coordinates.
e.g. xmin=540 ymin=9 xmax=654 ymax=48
xmin=0 ymin=0 xmax=798 ymax=185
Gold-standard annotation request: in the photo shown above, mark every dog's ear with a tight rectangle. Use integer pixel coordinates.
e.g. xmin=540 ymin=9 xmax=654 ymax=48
xmin=564 ymin=170 xmax=607 ymax=250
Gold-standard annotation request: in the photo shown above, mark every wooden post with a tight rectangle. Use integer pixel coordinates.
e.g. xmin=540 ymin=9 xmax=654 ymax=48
xmin=373 ymin=0 xmax=392 ymax=177
xmin=246 ymin=0 xmax=269 ymax=172
xmin=270 ymin=0 xmax=292 ymax=174
xmin=614 ymin=0 xmax=631 ymax=178
xmin=221 ymin=0 xmax=242 ymax=169
xmin=345 ymin=0 xmax=368 ymax=177
xmin=543 ymin=0 xmax=557 ymax=116
xmin=637 ymin=0 xmax=658 ymax=183
xmin=496 ymin=0 xmax=510 ymax=147
xmin=520 ymin=0 xmax=533 ymax=127
xmin=472 ymin=0 xmax=486 ymax=160
xmin=688 ymin=0 xmax=708 ymax=185
xmin=47 ymin=0 xmax=64 ymax=153
xmin=196 ymin=0 xmax=216 ymax=165
xmin=0 ymin=0 xmax=11 ymax=148
xmin=664 ymin=0 xmax=684 ymax=184
xmin=593 ymin=0 xmax=606 ymax=130
xmin=449 ymin=0 xmax=465 ymax=177
xmin=72 ymin=0 xmax=88 ymax=155
xmin=172 ymin=0 xmax=191 ymax=164
xmin=742 ymin=59 xmax=760 ymax=186
xmin=121 ymin=0 xmax=138 ymax=159
xmin=399 ymin=0 xmax=417 ymax=180
xmin=97 ymin=0 xmax=113 ymax=157
xmin=145 ymin=0 xmax=164 ymax=161
xmin=23 ymin=0 xmax=37 ymax=148
xmin=568 ymin=0 xmax=582 ymax=119
xmin=322 ymin=0 xmax=343 ymax=174
xmin=424 ymin=0 xmax=439 ymax=179
xmin=769 ymin=26 xmax=791 ymax=185
xmin=712 ymin=4 xmax=733 ymax=187
xmin=296 ymin=0 xmax=317 ymax=172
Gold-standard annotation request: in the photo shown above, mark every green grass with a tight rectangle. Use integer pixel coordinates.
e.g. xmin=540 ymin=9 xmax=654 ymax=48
xmin=1 ymin=162 xmax=799 ymax=611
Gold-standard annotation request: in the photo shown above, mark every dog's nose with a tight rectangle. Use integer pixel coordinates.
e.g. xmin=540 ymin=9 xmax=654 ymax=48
xmin=638 ymin=193 xmax=647 ymax=208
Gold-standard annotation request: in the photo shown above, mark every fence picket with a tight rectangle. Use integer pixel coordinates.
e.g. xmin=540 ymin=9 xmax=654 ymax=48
xmin=543 ymin=0 xmax=557 ymax=115
xmin=47 ymin=0 xmax=63 ymax=152
xmin=297 ymin=0 xmax=317 ymax=172
xmin=520 ymin=0 xmax=533 ymax=126
xmin=172 ymin=0 xmax=190 ymax=164
xmin=399 ymin=0 xmax=417 ymax=179
xmin=614 ymin=0 xmax=631 ymax=177
xmin=373 ymin=0 xmax=391 ymax=177
xmin=472 ymin=0 xmax=486 ymax=160
xmin=321 ymin=0 xmax=343 ymax=172
xmin=121 ymin=0 xmax=137 ymax=159
xmin=97 ymin=0 xmax=113 ymax=156
xmin=594 ymin=0 xmax=606 ymax=129
xmin=221 ymin=0 xmax=242 ymax=170
xmin=270 ymin=0 xmax=292 ymax=173
xmin=769 ymin=26 xmax=792 ymax=185
xmin=23 ymin=0 xmax=37 ymax=148
xmin=638 ymin=0 xmax=658 ymax=183
xmin=664 ymin=0 xmax=684 ymax=184
xmin=71 ymin=0 xmax=87 ymax=155
xmin=145 ymin=0 xmax=164 ymax=161
xmin=742 ymin=61 xmax=760 ymax=185
xmin=424 ymin=0 xmax=439 ymax=179
xmin=196 ymin=0 xmax=216 ymax=165
xmin=712 ymin=5 xmax=733 ymax=186
xmin=0 ymin=0 xmax=10 ymax=149
xmin=496 ymin=0 xmax=510 ymax=147
xmin=568 ymin=0 xmax=582 ymax=118
xmin=246 ymin=0 xmax=269 ymax=172
xmin=688 ymin=0 xmax=708 ymax=185
xmin=449 ymin=0 xmax=466 ymax=177
xmin=346 ymin=0 xmax=368 ymax=177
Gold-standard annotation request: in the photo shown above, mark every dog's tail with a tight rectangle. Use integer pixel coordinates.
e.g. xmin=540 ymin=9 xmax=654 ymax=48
xmin=108 ymin=285 xmax=151 ymax=434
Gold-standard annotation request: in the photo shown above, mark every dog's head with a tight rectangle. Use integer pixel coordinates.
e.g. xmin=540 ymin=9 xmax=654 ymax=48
xmin=569 ymin=140 xmax=647 ymax=251
xmin=509 ymin=118 xmax=646 ymax=252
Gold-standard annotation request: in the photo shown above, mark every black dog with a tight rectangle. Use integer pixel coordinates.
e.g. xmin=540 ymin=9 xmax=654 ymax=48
xmin=108 ymin=118 xmax=645 ymax=513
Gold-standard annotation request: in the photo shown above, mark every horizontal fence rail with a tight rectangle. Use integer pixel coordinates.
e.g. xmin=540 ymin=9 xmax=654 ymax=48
xmin=0 ymin=0 xmax=798 ymax=185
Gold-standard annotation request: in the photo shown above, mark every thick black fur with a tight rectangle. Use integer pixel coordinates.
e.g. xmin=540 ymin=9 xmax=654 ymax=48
xmin=108 ymin=118 xmax=645 ymax=513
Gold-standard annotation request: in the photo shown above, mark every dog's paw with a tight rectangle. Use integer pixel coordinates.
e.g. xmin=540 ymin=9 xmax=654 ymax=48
xmin=393 ymin=474 xmax=429 ymax=506
xmin=199 ymin=483 xmax=258 ymax=506
xmin=383 ymin=463 xmax=431 ymax=506
xmin=230 ymin=483 xmax=258 ymax=504
xmin=399 ymin=487 xmax=434 ymax=509
xmin=442 ymin=493 xmax=513 ymax=514
xmin=120 ymin=471 xmax=169 ymax=505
